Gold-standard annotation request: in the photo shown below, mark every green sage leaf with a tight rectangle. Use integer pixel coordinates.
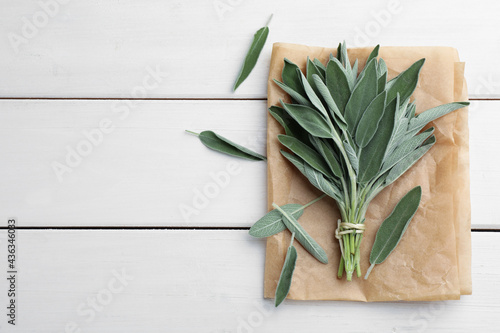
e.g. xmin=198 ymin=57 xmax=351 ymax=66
xmin=273 ymin=79 xmax=313 ymax=107
xmin=357 ymin=96 xmax=397 ymax=183
xmin=299 ymin=70 xmax=329 ymax=119
xmin=366 ymin=45 xmax=380 ymax=65
xmin=344 ymin=59 xmax=378 ymax=133
xmin=249 ymin=204 xmax=304 ymax=238
xmin=303 ymin=164 xmax=342 ymax=200
xmin=326 ymin=57 xmax=351 ymax=114
xmin=191 ymin=130 xmax=266 ymax=161
xmin=233 ymin=16 xmax=272 ymax=91
xmin=273 ymin=203 xmax=328 ymax=264
xmin=282 ymin=58 xmax=306 ymax=97
xmin=408 ymin=102 xmax=469 ymax=133
xmin=313 ymin=58 xmax=326 ymax=77
xmin=343 ymin=139 xmax=359 ymax=175
xmin=278 ymin=135 xmax=333 ymax=178
xmin=312 ymin=74 xmax=347 ymax=127
xmin=275 ymin=243 xmax=297 ymax=307
xmin=280 ymin=100 xmax=333 ymax=138
xmin=386 ymin=59 xmax=424 ymax=103
xmin=355 ymin=91 xmax=387 ymax=148
xmin=310 ymin=136 xmax=343 ymax=178
xmin=384 ymin=136 xmax=435 ymax=186
xmin=365 ymin=186 xmax=422 ymax=279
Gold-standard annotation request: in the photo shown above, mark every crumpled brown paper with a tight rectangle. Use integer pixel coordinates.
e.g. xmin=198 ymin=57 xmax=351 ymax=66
xmin=264 ymin=43 xmax=471 ymax=301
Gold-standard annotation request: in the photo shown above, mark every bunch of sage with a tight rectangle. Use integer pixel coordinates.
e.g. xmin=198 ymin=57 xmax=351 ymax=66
xmin=249 ymin=42 xmax=468 ymax=305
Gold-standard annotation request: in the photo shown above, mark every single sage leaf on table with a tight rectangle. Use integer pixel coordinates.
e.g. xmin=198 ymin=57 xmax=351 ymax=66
xmin=365 ymin=186 xmax=422 ymax=279
xmin=275 ymin=243 xmax=298 ymax=307
xmin=186 ymin=130 xmax=266 ymax=161
xmin=233 ymin=14 xmax=273 ymax=91
xmin=249 ymin=204 xmax=304 ymax=238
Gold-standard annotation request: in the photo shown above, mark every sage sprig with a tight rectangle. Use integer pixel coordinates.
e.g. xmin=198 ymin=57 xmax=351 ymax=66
xmin=269 ymin=42 xmax=469 ymax=281
xmin=186 ymin=130 xmax=266 ymax=161
xmin=233 ymin=14 xmax=273 ymax=91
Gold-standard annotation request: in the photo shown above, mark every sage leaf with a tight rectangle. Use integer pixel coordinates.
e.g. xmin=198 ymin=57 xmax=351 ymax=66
xmin=326 ymin=57 xmax=351 ymax=114
xmin=307 ymin=58 xmax=325 ymax=85
xmin=269 ymin=106 xmax=310 ymax=144
xmin=357 ymin=97 xmax=397 ymax=183
xmin=249 ymin=204 xmax=304 ymax=238
xmin=280 ymin=100 xmax=333 ymax=138
xmin=408 ymin=102 xmax=469 ymax=133
xmin=303 ymin=164 xmax=342 ymax=201
xmin=366 ymin=45 xmax=380 ymax=65
xmin=282 ymin=58 xmax=307 ymax=97
xmin=384 ymin=136 xmax=435 ymax=186
xmin=381 ymin=127 xmax=434 ymax=174
xmin=273 ymin=203 xmax=328 ymax=264
xmin=299 ymin=71 xmax=329 ymax=119
xmin=273 ymin=79 xmax=313 ymax=107
xmin=344 ymin=59 xmax=378 ymax=133
xmin=278 ymin=135 xmax=333 ymax=178
xmin=189 ymin=130 xmax=266 ymax=161
xmin=233 ymin=15 xmax=272 ymax=91
xmin=377 ymin=58 xmax=387 ymax=77
xmin=313 ymin=58 xmax=326 ymax=76
xmin=343 ymin=139 xmax=359 ymax=175
xmin=280 ymin=150 xmax=307 ymax=174
xmin=365 ymin=186 xmax=422 ymax=279
xmin=312 ymin=74 xmax=347 ymax=127
xmin=377 ymin=71 xmax=387 ymax=94
xmin=311 ymin=136 xmax=343 ymax=178
xmin=275 ymin=241 xmax=297 ymax=307
xmin=355 ymin=91 xmax=387 ymax=148
xmin=386 ymin=59 xmax=424 ymax=103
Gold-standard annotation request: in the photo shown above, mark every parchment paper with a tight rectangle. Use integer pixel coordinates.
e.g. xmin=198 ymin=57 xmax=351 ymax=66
xmin=264 ymin=43 xmax=471 ymax=301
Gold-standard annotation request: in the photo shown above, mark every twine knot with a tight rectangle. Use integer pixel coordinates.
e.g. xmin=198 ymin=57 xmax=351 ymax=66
xmin=335 ymin=220 xmax=365 ymax=240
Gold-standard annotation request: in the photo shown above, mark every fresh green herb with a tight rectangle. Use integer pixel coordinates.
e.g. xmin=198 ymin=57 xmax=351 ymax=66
xmin=275 ymin=232 xmax=297 ymax=307
xmin=233 ymin=14 xmax=273 ymax=91
xmin=268 ymin=41 xmax=468 ymax=283
xmin=365 ymin=186 xmax=422 ymax=279
xmin=186 ymin=130 xmax=266 ymax=161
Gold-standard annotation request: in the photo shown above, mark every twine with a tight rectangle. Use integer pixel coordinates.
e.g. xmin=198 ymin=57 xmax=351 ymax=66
xmin=335 ymin=221 xmax=365 ymax=239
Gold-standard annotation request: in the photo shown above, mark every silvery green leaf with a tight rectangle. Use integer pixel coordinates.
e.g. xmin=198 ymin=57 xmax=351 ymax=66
xmin=386 ymin=59 xmax=425 ymax=103
xmin=357 ymin=96 xmax=397 ymax=183
xmin=275 ymin=243 xmax=297 ymax=307
xmin=366 ymin=45 xmax=380 ymax=65
xmin=377 ymin=58 xmax=387 ymax=77
xmin=280 ymin=100 xmax=333 ymax=138
xmin=366 ymin=186 xmax=422 ymax=279
xmin=377 ymin=71 xmax=387 ymax=95
xmin=307 ymin=58 xmax=325 ymax=83
xmin=269 ymin=106 xmax=310 ymax=144
xmin=381 ymin=127 xmax=434 ymax=175
xmin=351 ymin=59 xmax=359 ymax=83
xmin=384 ymin=136 xmax=435 ymax=186
xmin=313 ymin=58 xmax=326 ymax=77
xmin=233 ymin=19 xmax=271 ymax=91
xmin=299 ymin=71 xmax=330 ymax=119
xmin=280 ymin=150 xmax=306 ymax=174
xmin=249 ymin=204 xmax=304 ymax=238
xmin=273 ymin=79 xmax=313 ymax=107
xmin=344 ymin=59 xmax=378 ymax=133
xmin=406 ymin=102 xmax=417 ymax=119
xmin=312 ymin=74 xmax=347 ymax=127
xmin=326 ymin=57 xmax=351 ymax=114
xmin=278 ymin=135 xmax=333 ymax=178
xmin=303 ymin=164 xmax=343 ymax=201
xmin=408 ymin=102 xmax=469 ymax=132
xmin=355 ymin=91 xmax=387 ymax=148
xmin=343 ymin=139 xmax=359 ymax=175
xmin=194 ymin=130 xmax=266 ymax=161
xmin=274 ymin=203 xmax=329 ymax=264
xmin=310 ymin=136 xmax=343 ymax=178
xmin=282 ymin=58 xmax=306 ymax=96
xmin=385 ymin=117 xmax=410 ymax=157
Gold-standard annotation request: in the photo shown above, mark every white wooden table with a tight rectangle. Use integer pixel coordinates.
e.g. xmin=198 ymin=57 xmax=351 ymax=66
xmin=0 ymin=0 xmax=499 ymax=332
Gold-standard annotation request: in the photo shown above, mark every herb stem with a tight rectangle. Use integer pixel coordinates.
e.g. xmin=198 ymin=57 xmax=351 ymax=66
xmin=365 ymin=263 xmax=376 ymax=280
xmin=292 ymin=194 xmax=327 ymax=214
xmin=265 ymin=14 xmax=274 ymax=27
xmin=185 ymin=130 xmax=200 ymax=136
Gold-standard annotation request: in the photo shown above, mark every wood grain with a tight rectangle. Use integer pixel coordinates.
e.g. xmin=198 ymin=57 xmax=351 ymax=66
xmin=0 ymin=230 xmax=496 ymax=332
xmin=0 ymin=99 xmax=495 ymax=228
xmin=0 ymin=0 xmax=499 ymax=98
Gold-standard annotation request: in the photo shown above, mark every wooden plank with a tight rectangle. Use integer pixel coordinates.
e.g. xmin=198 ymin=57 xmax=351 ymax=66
xmin=0 ymin=0 xmax=499 ymax=98
xmin=0 ymin=99 xmax=496 ymax=228
xmin=0 ymin=230 xmax=496 ymax=332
